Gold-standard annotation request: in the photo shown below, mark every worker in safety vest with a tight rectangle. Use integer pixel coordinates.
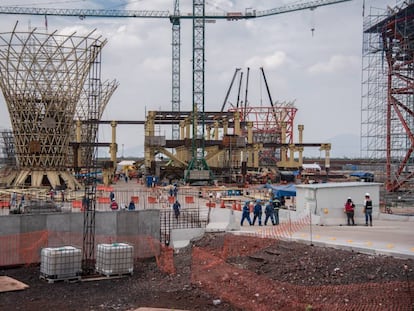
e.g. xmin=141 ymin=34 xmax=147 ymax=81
xmin=110 ymin=199 xmax=119 ymax=210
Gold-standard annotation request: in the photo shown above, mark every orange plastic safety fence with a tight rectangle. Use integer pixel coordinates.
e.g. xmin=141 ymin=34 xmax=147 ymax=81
xmin=0 ymin=201 xmax=10 ymax=208
xmin=0 ymin=230 xmax=49 ymax=266
xmin=20 ymin=231 xmax=49 ymax=266
xmin=0 ymin=233 xmax=20 ymax=266
xmin=97 ymin=185 xmax=114 ymax=192
xmin=0 ymin=231 xmax=167 ymax=268
xmin=191 ymin=237 xmax=414 ymax=311
xmin=72 ymin=200 xmax=82 ymax=208
xmin=158 ymin=245 xmax=176 ymax=275
xmin=97 ymin=197 xmax=111 ymax=203
xmin=148 ymin=196 xmax=157 ymax=204
xmin=185 ymin=196 xmax=195 ymax=204
xmin=146 ymin=236 xmax=175 ymax=274
xmin=254 ymin=214 xmax=311 ymax=240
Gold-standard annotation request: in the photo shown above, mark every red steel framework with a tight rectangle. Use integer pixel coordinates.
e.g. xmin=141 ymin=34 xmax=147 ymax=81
xmin=235 ymin=105 xmax=297 ymax=143
xmin=229 ymin=105 xmax=297 ymax=164
xmin=362 ymin=2 xmax=414 ymax=192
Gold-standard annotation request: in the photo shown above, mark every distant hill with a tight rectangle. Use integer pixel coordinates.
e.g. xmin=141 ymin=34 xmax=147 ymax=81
xmin=329 ymin=134 xmax=360 ymax=158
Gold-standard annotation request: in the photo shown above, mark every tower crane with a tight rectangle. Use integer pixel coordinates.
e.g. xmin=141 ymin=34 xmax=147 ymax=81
xmin=0 ymin=0 xmax=352 ymax=148
xmin=0 ymin=0 xmax=352 ymax=272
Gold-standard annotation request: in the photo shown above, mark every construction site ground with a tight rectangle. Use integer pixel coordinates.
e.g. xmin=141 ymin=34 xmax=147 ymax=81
xmin=1 ymin=181 xmax=414 ymax=310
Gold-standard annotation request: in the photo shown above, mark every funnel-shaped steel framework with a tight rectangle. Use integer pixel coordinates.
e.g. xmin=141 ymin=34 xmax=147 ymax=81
xmin=71 ymin=79 xmax=119 ymax=168
xmin=0 ymin=25 xmax=106 ymax=189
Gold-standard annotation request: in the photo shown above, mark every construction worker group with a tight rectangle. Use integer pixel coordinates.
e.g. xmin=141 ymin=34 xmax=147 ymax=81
xmin=241 ymin=198 xmax=282 ymax=226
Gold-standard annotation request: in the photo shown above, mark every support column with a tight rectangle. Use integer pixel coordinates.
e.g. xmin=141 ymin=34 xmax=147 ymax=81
xmin=213 ymin=121 xmax=219 ymax=140
xmin=76 ymin=120 xmax=82 ymax=167
xmin=110 ymin=121 xmax=117 ymax=168
xmin=298 ymin=125 xmax=304 ymax=166
xmin=253 ymin=144 xmax=261 ymax=168
xmin=281 ymin=122 xmax=287 ymax=163
xmin=206 ymin=125 xmax=211 ymax=140
xmin=234 ymin=111 xmax=241 ymax=136
xmin=180 ymin=120 xmax=185 ymax=140
xmin=320 ymin=143 xmax=331 ymax=171
xmin=288 ymin=144 xmax=296 ymax=167
xmin=185 ymin=118 xmax=191 ymax=139
xmin=247 ymin=121 xmax=253 ymax=167
xmin=223 ymin=118 xmax=228 ymax=136
xmin=144 ymin=111 xmax=156 ymax=169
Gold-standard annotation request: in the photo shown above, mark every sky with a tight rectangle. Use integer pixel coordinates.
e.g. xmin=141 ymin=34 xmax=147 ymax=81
xmin=0 ymin=0 xmax=401 ymax=159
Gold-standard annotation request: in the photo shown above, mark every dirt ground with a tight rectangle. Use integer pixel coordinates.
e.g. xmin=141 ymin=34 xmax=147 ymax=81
xmin=1 ymin=232 xmax=413 ymax=311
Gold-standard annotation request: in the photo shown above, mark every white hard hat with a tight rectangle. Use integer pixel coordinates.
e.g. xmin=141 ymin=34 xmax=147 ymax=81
xmin=365 ymin=193 xmax=370 ymax=197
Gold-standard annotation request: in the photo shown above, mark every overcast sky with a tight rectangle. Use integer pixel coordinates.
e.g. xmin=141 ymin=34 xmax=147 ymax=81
xmin=0 ymin=0 xmax=400 ymax=158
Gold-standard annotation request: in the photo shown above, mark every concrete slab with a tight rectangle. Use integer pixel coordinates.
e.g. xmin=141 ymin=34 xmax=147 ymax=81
xmin=170 ymin=228 xmax=205 ymax=249
xmin=238 ymin=218 xmax=414 ymax=259
xmin=205 ymin=208 xmax=240 ymax=232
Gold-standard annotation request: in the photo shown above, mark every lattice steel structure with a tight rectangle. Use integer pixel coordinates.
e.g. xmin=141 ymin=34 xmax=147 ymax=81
xmin=0 ymin=24 xmax=107 ymax=189
xmin=362 ymin=1 xmax=414 ymax=192
xmin=0 ymin=129 xmax=16 ymax=167
xmin=71 ymin=79 xmax=118 ymax=169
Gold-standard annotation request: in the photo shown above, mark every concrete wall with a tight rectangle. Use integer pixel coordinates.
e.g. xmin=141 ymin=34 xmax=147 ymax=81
xmin=0 ymin=210 xmax=160 ymax=237
xmin=296 ymin=182 xmax=382 ymax=225
xmin=0 ymin=209 xmax=160 ymax=266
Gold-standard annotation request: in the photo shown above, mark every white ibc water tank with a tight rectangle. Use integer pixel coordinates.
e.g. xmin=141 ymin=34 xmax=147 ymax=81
xmin=96 ymin=243 xmax=134 ymax=276
xmin=40 ymin=246 xmax=82 ymax=279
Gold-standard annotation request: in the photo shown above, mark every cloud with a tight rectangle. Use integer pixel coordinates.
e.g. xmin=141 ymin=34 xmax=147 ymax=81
xmin=245 ymin=51 xmax=287 ymax=69
xmin=307 ymin=54 xmax=359 ymax=75
xmin=142 ymin=57 xmax=170 ymax=72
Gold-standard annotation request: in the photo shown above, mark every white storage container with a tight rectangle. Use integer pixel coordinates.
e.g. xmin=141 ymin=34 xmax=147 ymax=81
xmin=40 ymin=246 xmax=82 ymax=279
xmin=96 ymin=243 xmax=134 ymax=276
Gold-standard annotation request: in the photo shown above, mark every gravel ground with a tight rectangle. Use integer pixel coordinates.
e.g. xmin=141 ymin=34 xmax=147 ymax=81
xmin=1 ymin=232 xmax=414 ymax=311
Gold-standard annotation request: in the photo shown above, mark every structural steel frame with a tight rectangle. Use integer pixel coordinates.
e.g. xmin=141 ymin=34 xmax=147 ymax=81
xmin=362 ymin=2 xmax=414 ymax=192
xmin=0 ymin=24 xmax=107 ymax=189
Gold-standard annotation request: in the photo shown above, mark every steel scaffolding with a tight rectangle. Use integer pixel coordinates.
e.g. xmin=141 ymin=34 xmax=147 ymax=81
xmin=0 ymin=129 xmax=16 ymax=167
xmin=362 ymin=1 xmax=414 ymax=192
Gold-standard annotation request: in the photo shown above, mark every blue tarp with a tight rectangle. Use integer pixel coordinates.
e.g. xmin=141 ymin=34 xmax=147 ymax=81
xmin=349 ymin=171 xmax=373 ymax=178
xmin=261 ymin=184 xmax=296 ymax=198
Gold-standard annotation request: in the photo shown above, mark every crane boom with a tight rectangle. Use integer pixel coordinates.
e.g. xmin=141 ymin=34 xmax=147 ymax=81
xmin=0 ymin=7 xmax=170 ymax=18
xmin=255 ymin=0 xmax=352 ymax=17
xmin=0 ymin=0 xmax=352 ymax=20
